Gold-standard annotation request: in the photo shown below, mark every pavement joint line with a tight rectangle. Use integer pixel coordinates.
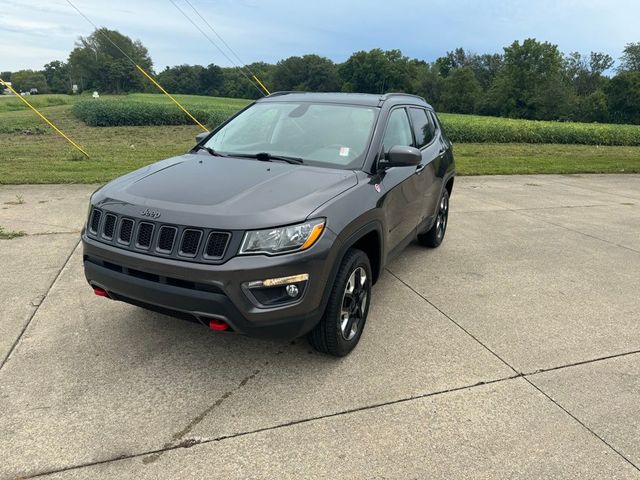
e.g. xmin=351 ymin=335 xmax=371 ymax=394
xmin=523 ymin=376 xmax=640 ymax=473
xmin=20 ymin=343 xmax=640 ymax=479
xmin=461 ymin=191 xmax=640 ymax=255
xmin=513 ymin=208 xmax=640 ymax=255
xmin=387 ymin=267 xmax=640 ymax=472
xmin=524 ymin=348 xmax=640 ymax=376
xmin=0 ymin=238 xmax=80 ymax=372
xmin=455 ymin=203 xmax=619 ymax=214
xmin=546 ymin=177 xmax=640 ymax=203
xmin=386 ymin=268 xmax=520 ymax=376
xmin=22 ymin=374 xmax=524 ymax=479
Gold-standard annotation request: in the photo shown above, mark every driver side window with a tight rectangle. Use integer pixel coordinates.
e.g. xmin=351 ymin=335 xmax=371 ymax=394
xmin=382 ymin=108 xmax=413 ymax=154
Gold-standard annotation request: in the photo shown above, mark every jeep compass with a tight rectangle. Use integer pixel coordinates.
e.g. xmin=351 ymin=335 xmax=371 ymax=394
xmin=82 ymin=92 xmax=455 ymax=356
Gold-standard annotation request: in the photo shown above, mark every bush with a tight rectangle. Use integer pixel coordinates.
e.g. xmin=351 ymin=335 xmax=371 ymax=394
xmin=71 ymin=97 xmax=640 ymax=146
xmin=73 ymin=100 xmax=239 ymax=127
xmin=439 ymin=113 xmax=640 ymax=146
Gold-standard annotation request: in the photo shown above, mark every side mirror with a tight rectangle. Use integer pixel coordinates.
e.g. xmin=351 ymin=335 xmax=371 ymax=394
xmin=195 ymin=131 xmax=210 ymax=144
xmin=383 ymin=145 xmax=422 ymax=168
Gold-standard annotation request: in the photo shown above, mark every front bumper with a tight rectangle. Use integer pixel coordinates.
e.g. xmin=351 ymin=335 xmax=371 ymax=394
xmin=82 ymin=229 xmax=339 ymax=339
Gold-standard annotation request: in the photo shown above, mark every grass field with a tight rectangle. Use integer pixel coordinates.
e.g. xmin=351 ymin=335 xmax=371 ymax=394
xmin=1 ymin=93 xmax=639 ymax=184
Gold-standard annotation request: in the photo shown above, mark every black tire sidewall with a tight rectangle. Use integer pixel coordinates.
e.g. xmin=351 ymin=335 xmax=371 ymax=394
xmin=418 ymin=188 xmax=449 ymax=248
xmin=314 ymin=248 xmax=372 ymax=356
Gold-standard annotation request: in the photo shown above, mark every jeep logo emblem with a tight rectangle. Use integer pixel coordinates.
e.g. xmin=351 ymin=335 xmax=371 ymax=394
xmin=141 ymin=208 xmax=161 ymax=219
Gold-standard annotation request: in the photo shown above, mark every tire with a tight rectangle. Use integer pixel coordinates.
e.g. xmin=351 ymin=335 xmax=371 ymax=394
xmin=308 ymin=248 xmax=372 ymax=356
xmin=418 ymin=188 xmax=449 ymax=248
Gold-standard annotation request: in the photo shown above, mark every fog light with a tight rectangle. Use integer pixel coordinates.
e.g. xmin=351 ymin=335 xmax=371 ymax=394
xmin=246 ymin=273 xmax=309 ymax=288
xmin=243 ymin=274 xmax=309 ymax=307
xmin=286 ymin=284 xmax=299 ymax=297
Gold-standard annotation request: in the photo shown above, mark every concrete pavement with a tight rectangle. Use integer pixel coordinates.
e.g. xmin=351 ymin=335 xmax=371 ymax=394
xmin=0 ymin=175 xmax=639 ymax=479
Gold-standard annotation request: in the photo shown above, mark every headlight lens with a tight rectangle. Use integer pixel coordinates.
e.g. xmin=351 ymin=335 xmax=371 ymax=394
xmin=240 ymin=219 xmax=325 ymax=255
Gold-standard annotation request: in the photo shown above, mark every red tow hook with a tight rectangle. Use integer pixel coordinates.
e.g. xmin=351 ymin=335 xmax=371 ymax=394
xmin=93 ymin=286 xmax=110 ymax=298
xmin=208 ymin=318 xmax=230 ymax=331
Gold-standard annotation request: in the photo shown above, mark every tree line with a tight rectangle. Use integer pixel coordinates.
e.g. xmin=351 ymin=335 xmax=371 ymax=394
xmin=3 ymin=29 xmax=640 ymax=125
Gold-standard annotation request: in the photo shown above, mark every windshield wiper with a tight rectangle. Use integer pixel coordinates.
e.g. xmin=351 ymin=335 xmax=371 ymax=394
xmin=233 ymin=152 xmax=304 ymax=165
xmin=193 ymin=145 xmax=227 ymax=157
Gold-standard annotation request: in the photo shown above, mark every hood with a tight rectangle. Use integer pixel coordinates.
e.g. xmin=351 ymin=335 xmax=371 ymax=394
xmin=93 ymin=153 xmax=358 ymax=230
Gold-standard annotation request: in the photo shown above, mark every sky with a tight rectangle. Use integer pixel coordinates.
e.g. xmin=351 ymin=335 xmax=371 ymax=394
xmin=1 ymin=0 xmax=639 ymax=72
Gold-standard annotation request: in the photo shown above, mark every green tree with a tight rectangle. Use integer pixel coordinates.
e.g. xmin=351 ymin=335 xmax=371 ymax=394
xmin=272 ymin=54 xmax=341 ymax=92
xmin=10 ymin=70 xmax=48 ymax=92
xmin=467 ymin=53 xmax=503 ymax=90
xmin=434 ymin=48 xmax=468 ymax=77
xmin=619 ymin=42 xmax=640 ymax=72
xmin=412 ymin=62 xmax=443 ymax=106
xmin=156 ymin=65 xmax=205 ymax=94
xmin=606 ymin=71 xmax=640 ymax=124
xmin=43 ymin=61 xmax=71 ymax=93
xmin=565 ymin=51 xmax=613 ymax=96
xmin=200 ymin=64 xmax=224 ymax=96
xmin=0 ymin=71 xmax=10 ymax=82
xmin=574 ymin=90 xmax=609 ymax=123
xmin=485 ymin=39 xmax=571 ymax=120
xmin=221 ymin=62 xmax=275 ymax=99
xmin=339 ymin=49 xmax=415 ymax=93
xmin=440 ymin=67 xmax=480 ymax=113
xmin=67 ymin=28 xmax=153 ymax=93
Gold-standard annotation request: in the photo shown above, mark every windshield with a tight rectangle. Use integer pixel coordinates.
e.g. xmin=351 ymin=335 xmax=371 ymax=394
xmin=204 ymin=102 xmax=378 ymax=169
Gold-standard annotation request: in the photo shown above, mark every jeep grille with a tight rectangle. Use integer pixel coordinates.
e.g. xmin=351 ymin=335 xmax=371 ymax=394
xmin=87 ymin=208 xmax=232 ymax=264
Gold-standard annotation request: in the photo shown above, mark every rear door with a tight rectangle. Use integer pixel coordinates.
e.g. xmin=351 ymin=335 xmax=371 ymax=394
xmin=408 ymin=107 xmax=440 ymax=227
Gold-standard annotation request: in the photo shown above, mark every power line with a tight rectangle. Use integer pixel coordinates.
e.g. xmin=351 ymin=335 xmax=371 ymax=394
xmin=64 ymin=0 xmax=209 ymax=131
xmin=168 ymin=0 xmax=269 ymax=96
xmin=0 ymin=77 xmax=89 ymax=158
xmin=182 ymin=0 xmax=266 ymax=89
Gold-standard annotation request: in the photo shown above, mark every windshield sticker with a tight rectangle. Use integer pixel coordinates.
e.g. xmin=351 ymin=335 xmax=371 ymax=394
xmin=339 ymin=147 xmax=350 ymax=157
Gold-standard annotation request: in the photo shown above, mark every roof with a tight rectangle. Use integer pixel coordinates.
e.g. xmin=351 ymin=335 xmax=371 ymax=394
xmin=257 ymin=91 xmax=430 ymax=108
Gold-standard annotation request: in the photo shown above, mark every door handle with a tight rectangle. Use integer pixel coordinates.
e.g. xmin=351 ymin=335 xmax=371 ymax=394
xmin=415 ymin=163 xmax=427 ymax=174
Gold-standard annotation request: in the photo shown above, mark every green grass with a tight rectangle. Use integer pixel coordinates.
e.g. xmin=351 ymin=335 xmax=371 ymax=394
xmin=0 ymin=94 xmax=76 ymax=113
xmin=1 ymin=94 xmax=639 ymax=183
xmin=455 ymin=143 xmax=640 ymax=175
xmin=0 ymin=226 xmax=27 ymax=239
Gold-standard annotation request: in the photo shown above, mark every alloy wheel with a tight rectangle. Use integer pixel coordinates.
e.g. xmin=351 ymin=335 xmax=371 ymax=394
xmin=339 ymin=266 xmax=368 ymax=341
xmin=435 ymin=193 xmax=449 ymax=240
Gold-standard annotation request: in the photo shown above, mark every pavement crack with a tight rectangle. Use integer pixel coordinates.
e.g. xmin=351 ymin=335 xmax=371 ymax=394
xmin=26 ymin=373 xmax=522 ymax=478
xmin=0 ymin=239 xmax=80 ymax=371
xmin=142 ymin=365 xmax=266 ymax=465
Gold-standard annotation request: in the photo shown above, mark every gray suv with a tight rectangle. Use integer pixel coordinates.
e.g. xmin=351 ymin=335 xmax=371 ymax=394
xmin=82 ymin=92 xmax=455 ymax=356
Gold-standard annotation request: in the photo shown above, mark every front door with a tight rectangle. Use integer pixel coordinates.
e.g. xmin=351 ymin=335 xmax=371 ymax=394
xmin=378 ymin=107 xmax=422 ymax=252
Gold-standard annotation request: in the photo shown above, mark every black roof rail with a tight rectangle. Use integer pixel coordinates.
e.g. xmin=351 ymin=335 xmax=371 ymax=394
xmin=381 ymin=92 xmax=427 ymax=102
xmin=265 ymin=91 xmax=307 ymax=97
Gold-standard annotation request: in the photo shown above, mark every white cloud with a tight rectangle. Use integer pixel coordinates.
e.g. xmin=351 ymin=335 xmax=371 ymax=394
xmin=1 ymin=0 xmax=638 ymax=72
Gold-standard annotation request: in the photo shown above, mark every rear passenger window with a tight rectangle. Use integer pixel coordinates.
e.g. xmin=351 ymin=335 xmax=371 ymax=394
xmin=382 ymin=108 xmax=413 ymax=153
xmin=428 ymin=110 xmax=440 ymax=138
xmin=409 ymin=108 xmax=435 ymax=148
